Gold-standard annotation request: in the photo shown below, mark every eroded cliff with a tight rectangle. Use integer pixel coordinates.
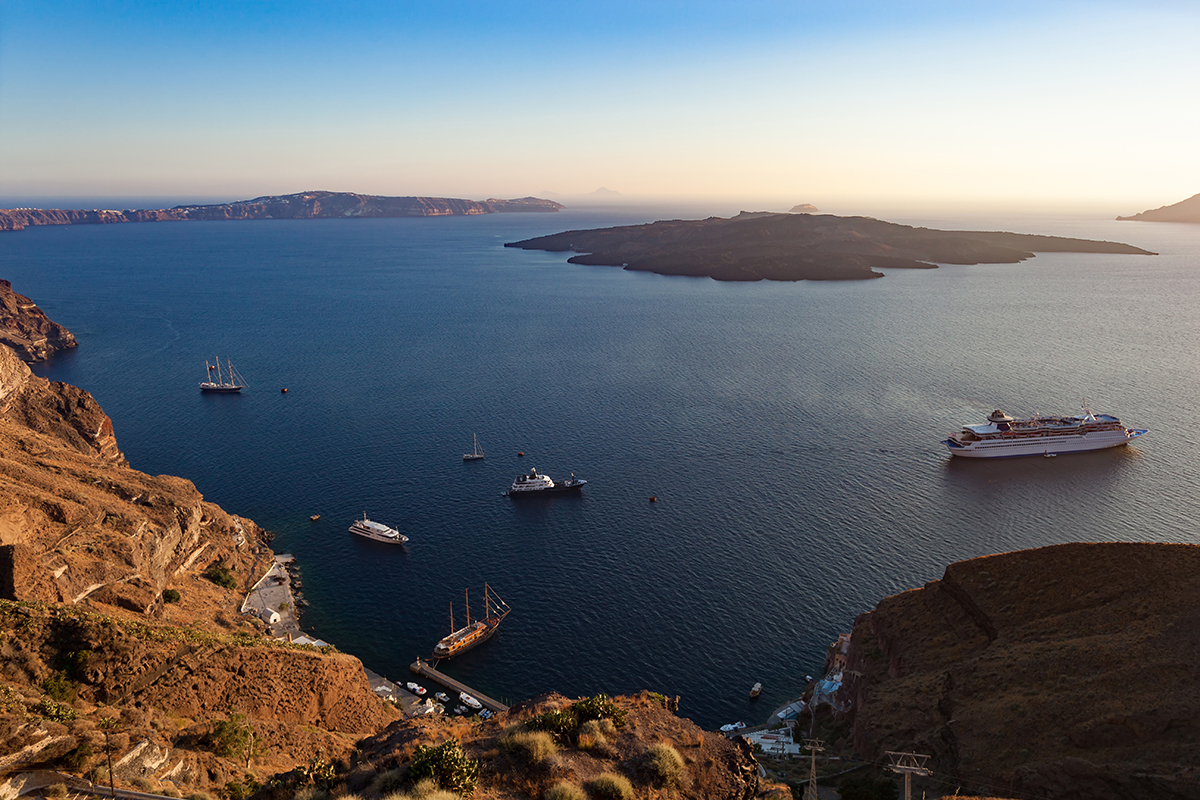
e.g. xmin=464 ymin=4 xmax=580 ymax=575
xmin=0 ymin=281 xmax=76 ymax=363
xmin=839 ymin=542 xmax=1200 ymax=800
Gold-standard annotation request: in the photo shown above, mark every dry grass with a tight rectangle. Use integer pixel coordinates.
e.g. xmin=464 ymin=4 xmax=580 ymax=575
xmin=583 ymin=773 xmax=633 ymax=800
xmin=543 ymin=782 xmax=586 ymax=800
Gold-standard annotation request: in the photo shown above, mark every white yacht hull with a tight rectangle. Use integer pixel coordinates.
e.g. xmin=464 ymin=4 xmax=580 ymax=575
xmin=944 ymin=429 xmax=1146 ymax=458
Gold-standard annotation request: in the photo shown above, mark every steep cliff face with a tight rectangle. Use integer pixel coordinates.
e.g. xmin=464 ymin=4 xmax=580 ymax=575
xmin=840 ymin=542 xmax=1200 ymax=800
xmin=0 ymin=281 xmax=77 ymax=362
xmin=0 ymin=338 xmax=398 ymax=795
xmin=0 ymin=191 xmax=563 ymax=231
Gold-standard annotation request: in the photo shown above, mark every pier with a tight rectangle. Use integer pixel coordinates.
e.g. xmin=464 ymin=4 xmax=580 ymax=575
xmin=409 ymin=658 xmax=510 ymax=713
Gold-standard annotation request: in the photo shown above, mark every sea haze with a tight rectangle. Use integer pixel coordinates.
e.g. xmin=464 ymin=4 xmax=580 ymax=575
xmin=3 ymin=206 xmax=1197 ymax=729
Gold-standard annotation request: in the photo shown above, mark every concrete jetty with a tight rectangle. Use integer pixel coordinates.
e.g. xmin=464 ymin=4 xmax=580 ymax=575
xmin=409 ymin=658 xmax=510 ymax=713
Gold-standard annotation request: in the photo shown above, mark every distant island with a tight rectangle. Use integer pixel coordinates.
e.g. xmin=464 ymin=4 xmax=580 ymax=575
xmin=0 ymin=190 xmax=564 ymax=232
xmin=507 ymin=211 xmax=1156 ymax=281
xmin=1117 ymin=192 xmax=1200 ymax=223
xmin=789 ymin=203 xmax=821 ymax=213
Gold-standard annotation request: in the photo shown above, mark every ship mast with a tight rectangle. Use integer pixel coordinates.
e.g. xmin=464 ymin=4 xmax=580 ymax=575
xmin=449 ymin=601 xmax=454 ymax=634
xmin=465 ymin=588 xmax=471 ymax=627
xmin=214 ymin=356 xmax=223 ymax=386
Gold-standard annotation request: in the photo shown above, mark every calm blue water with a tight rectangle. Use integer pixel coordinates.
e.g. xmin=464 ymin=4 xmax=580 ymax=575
xmin=2 ymin=206 xmax=1198 ymax=729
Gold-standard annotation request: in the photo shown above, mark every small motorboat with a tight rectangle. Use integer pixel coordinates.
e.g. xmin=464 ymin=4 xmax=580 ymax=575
xmin=454 ymin=705 xmax=468 ymax=715
xmin=720 ymin=721 xmax=747 ymax=732
xmin=750 ymin=682 xmax=762 ymax=699
xmin=309 ymin=514 xmax=320 ymax=521
xmin=479 ymin=709 xmax=493 ymax=720
xmin=406 ymin=682 xmax=427 ymax=696
xmin=1043 ymin=451 xmax=1057 ymax=458
xmin=435 ymin=692 xmax=450 ymax=703
xmin=460 ymin=692 xmax=482 ymax=710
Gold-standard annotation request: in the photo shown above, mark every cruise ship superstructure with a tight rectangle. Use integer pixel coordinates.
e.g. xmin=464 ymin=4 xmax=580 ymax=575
xmin=942 ymin=406 xmax=1146 ymax=458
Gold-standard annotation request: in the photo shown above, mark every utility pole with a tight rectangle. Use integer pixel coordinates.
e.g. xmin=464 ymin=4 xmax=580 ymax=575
xmin=801 ymin=738 xmax=824 ymax=800
xmin=886 ymin=751 xmax=932 ymax=800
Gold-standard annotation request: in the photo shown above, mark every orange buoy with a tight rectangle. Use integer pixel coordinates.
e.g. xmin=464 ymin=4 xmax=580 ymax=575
xmin=281 ymin=388 xmax=288 ymax=393
xmin=649 ymin=496 xmax=657 ymax=502
xmin=518 ymin=451 xmax=525 ymax=457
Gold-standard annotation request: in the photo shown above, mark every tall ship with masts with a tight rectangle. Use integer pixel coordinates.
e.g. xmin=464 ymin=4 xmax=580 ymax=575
xmin=200 ymin=356 xmax=246 ymax=393
xmin=431 ymin=584 xmax=510 ymax=660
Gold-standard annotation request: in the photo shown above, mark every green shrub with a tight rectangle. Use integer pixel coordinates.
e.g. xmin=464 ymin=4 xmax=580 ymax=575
xmin=205 ymin=564 xmax=238 ymax=590
xmin=525 ymin=708 xmax=579 ymax=739
xmin=44 ymin=784 xmax=69 ymax=799
xmin=59 ymin=741 xmax=93 ymax=771
xmin=163 ymin=589 xmax=182 ymax=603
xmin=408 ymin=740 xmax=479 ymax=797
xmin=35 ymin=697 xmax=77 ymax=722
xmin=573 ymin=694 xmax=627 ymax=727
xmin=576 ymin=718 xmax=615 ymax=751
xmin=583 ymin=773 xmax=633 ymax=800
xmin=544 ymin=782 xmax=586 ymax=800
xmin=132 ymin=778 xmax=157 ymax=792
xmin=41 ymin=671 xmax=75 ymax=702
xmin=499 ymin=727 xmax=558 ymax=766
xmin=640 ymin=743 xmax=684 ymax=786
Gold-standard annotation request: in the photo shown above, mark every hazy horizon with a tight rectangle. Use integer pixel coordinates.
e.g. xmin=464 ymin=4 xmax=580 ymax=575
xmin=2 ymin=1 xmax=1198 ymax=214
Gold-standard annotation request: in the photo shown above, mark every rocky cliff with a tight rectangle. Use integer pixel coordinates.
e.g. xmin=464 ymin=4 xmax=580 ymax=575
xmin=1117 ymin=192 xmax=1200 ymax=223
xmin=0 ymin=339 xmax=400 ymax=796
xmin=0 ymin=281 xmax=76 ymax=362
xmin=0 ymin=192 xmax=563 ymax=232
xmin=839 ymin=542 xmax=1200 ymax=800
xmin=507 ymin=212 xmax=1156 ymax=281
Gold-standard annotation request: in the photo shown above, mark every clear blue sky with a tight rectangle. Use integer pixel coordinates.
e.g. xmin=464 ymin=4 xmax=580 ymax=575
xmin=2 ymin=1 xmax=1197 ymax=210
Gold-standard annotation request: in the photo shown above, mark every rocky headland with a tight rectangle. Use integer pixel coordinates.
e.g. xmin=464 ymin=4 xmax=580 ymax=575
xmin=1117 ymin=192 xmax=1200 ymax=223
xmin=506 ymin=212 xmax=1155 ymax=281
xmin=0 ymin=281 xmax=76 ymax=363
xmin=836 ymin=542 xmax=1200 ymax=800
xmin=788 ymin=204 xmax=820 ymax=213
xmin=0 ymin=191 xmax=563 ymax=233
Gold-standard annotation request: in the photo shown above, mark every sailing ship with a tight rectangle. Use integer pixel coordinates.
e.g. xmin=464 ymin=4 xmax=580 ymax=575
xmin=463 ymin=433 xmax=485 ymax=461
xmin=200 ymin=357 xmax=246 ymax=393
xmin=431 ymin=583 xmax=510 ymax=659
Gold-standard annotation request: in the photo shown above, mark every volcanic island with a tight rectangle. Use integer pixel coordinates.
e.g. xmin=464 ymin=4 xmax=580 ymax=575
xmin=507 ymin=211 xmax=1156 ymax=281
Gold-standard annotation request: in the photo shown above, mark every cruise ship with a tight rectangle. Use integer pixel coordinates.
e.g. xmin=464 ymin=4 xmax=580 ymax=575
xmin=942 ymin=406 xmax=1147 ymax=458
xmin=503 ymin=468 xmax=586 ymax=496
xmin=348 ymin=513 xmax=408 ymax=544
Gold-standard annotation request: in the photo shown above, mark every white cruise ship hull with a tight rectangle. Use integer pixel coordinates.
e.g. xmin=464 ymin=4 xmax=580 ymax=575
xmin=944 ymin=428 xmax=1146 ymax=458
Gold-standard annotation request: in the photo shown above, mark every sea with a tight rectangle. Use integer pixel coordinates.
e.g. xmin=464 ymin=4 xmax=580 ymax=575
xmin=2 ymin=202 xmax=1197 ymax=730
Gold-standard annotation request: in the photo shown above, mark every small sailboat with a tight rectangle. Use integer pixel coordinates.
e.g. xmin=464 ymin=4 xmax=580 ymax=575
xmin=200 ymin=356 xmax=246 ymax=393
xmin=463 ymin=433 xmax=485 ymax=461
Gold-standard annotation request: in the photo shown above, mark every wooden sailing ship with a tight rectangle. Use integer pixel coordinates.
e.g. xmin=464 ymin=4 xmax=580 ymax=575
xmin=431 ymin=583 xmax=510 ymax=659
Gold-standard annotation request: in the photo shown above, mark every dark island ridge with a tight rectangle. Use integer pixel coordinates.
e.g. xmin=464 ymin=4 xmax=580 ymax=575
xmin=0 ymin=190 xmax=563 ymax=232
xmin=1118 ymin=191 xmax=1200 ymax=223
xmin=506 ymin=211 xmax=1156 ymax=281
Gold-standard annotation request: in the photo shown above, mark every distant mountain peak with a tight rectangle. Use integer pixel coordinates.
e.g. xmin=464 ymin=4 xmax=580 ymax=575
xmin=587 ymin=187 xmax=622 ymax=196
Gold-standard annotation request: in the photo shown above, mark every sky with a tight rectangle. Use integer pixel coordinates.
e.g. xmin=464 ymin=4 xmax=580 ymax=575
xmin=1 ymin=1 xmax=1198 ymax=212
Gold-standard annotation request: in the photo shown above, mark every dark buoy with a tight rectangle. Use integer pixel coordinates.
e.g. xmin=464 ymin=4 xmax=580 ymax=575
xmin=649 ymin=496 xmax=657 ymax=502
xmin=281 ymin=388 xmax=288 ymax=393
